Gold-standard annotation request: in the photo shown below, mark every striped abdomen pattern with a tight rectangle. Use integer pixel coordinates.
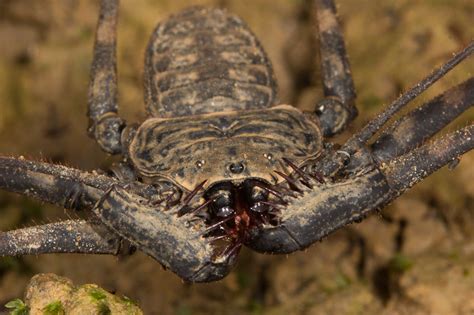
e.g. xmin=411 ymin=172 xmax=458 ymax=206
xmin=144 ymin=7 xmax=277 ymax=118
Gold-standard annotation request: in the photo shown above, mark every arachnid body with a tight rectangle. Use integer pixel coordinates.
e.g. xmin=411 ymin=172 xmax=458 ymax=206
xmin=0 ymin=0 xmax=473 ymax=283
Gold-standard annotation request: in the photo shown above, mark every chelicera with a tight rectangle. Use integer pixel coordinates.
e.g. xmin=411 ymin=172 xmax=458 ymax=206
xmin=0 ymin=0 xmax=473 ymax=283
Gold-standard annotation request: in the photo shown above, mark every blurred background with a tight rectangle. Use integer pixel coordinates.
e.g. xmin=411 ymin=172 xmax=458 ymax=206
xmin=0 ymin=0 xmax=473 ymax=314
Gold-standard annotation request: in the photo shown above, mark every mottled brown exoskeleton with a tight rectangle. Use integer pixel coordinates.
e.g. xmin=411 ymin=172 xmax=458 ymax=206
xmin=0 ymin=0 xmax=473 ymax=282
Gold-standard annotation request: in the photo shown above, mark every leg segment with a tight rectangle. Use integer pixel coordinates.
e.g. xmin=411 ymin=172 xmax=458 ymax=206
xmin=314 ymin=0 xmax=357 ymax=136
xmin=92 ymin=185 xmax=236 ymax=282
xmin=245 ymin=124 xmax=473 ymax=254
xmin=239 ymin=39 xmax=473 ymax=256
xmin=0 ymin=220 xmax=121 ymax=256
xmin=382 ymin=124 xmax=473 ymax=197
xmin=0 ymin=157 xmax=116 ymax=211
xmin=321 ymin=41 xmax=474 ymax=174
xmin=0 ymin=157 xmax=160 ymax=210
xmin=372 ymin=77 xmax=474 ymax=161
xmin=349 ymin=41 xmax=474 ymax=146
xmin=88 ymin=0 xmax=126 ymax=154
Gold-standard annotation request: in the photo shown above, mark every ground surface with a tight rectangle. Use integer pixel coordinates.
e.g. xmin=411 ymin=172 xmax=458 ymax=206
xmin=0 ymin=0 xmax=473 ymax=314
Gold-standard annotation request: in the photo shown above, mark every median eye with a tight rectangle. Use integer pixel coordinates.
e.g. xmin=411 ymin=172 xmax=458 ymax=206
xmin=228 ymin=162 xmax=244 ymax=174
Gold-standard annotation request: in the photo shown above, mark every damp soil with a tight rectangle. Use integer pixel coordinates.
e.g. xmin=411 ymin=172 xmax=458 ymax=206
xmin=0 ymin=0 xmax=473 ymax=314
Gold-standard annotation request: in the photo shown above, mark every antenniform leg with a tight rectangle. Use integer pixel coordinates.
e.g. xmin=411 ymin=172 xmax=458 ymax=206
xmin=88 ymin=0 xmax=126 ymax=154
xmin=371 ymin=77 xmax=474 ymax=161
xmin=246 ymin=42 xmax=473 ymax=253
xmin=314 ymin=0 xmax=357 ymax=136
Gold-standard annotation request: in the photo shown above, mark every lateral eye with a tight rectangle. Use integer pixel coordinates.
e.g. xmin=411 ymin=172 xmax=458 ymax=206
xmin=195 ymin=160 xmax=206 ymax=169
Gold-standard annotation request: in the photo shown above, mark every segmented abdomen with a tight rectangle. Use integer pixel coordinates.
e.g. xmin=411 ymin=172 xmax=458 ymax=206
xmin=144 ymin=7 xmax=277 ymax=118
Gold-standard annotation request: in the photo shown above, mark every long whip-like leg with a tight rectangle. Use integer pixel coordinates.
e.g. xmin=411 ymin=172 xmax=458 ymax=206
xmin=349 ymin=41 xmax=474 ymax=146
xmin=316 ymin=42 xmax=474 ymax=175
xmin=371 ymin=77 xmax=474 ymax=161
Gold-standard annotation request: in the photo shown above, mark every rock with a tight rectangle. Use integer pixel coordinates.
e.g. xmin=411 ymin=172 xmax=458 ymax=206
xmin=12 ymin=273 xmax=143 ymax=315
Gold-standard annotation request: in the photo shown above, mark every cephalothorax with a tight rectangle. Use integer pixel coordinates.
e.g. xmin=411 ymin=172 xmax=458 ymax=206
xmin=1 ymin=0 xmax=473 ymax=282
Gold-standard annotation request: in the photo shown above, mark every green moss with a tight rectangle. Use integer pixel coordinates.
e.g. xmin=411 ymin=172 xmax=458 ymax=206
xmin=42 ymin=301 xmax=64 ymax=315
xmin=97 ymin=302 xmax=111 ymax=315
xmin=5 ymin=298 xmax=29 ymax=315
xmin=87 ymin=287 xmax=115 ymax=315
xmin=88 ymin=288 xmax=107 ymax=301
